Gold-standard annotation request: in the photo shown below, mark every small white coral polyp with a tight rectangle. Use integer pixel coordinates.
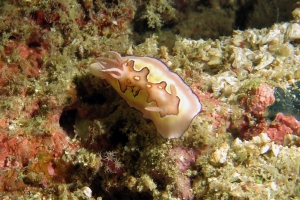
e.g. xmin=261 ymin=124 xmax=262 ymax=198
xmin=103 ymin=151 xmax=116 ymax=161
xmin=90 ymin=51 xmax=201 ymax=139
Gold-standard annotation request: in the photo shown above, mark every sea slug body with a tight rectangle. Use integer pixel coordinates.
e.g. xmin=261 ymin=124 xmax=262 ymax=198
xmin=89 ymin=51 xmax=201 ymax=139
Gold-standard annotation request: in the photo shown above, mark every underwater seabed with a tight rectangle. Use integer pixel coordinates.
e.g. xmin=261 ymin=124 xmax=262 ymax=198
xmin=0 ymin=0 xmax=299 ymax=199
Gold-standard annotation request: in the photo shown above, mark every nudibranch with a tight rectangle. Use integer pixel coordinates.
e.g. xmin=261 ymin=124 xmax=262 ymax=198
xmin=89 ymin=51 xmax=201 ymax=139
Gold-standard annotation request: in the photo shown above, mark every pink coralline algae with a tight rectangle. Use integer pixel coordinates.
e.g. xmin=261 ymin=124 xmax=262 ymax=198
xmin=174 ymin=174 xmax=194 ymax=200
xmin=0 ymin=129 xmax=77 ymax=191
xmin=3 ymin=41 xmax=45 ymax=78
xmin=192 ymin=82 xmax=230 ymax=131
xmin=235 ymin=83 xmax=300 ymax=145
xmin=265 ymin=113 xmax=300 ymax=144
xmin=236 ymin=83 xmax=275 ymax=139
xmin=169 ymin=147 xmax=196 ymax=173
xmin=168 ymin=147 xmax=198 ymax=199
xmin=239 ymin=112 xmax=300 ymax=145
xmin=240 ymin=83 xmax=275 ymax=118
